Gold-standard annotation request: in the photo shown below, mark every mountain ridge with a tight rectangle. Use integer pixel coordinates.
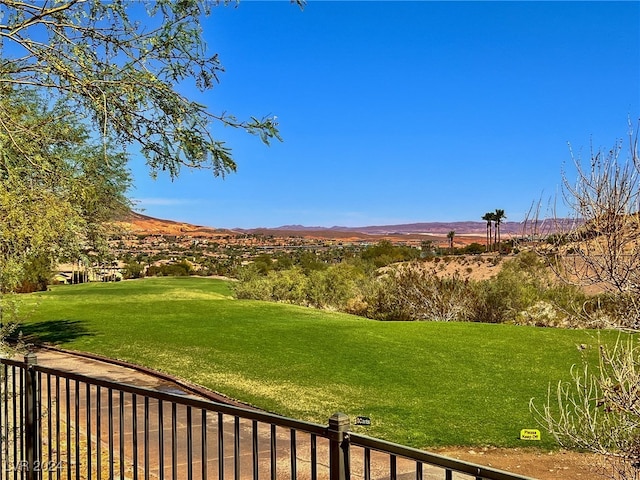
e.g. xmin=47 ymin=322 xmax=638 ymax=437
xmin=239 ymin=220 xmax=527 ymax=236
xmin=122 ymin=211 xmax=564 ymax=238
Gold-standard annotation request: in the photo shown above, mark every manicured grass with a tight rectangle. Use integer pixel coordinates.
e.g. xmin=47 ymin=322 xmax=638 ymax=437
xmin=21 ymin=277 xmax=619 ymax=449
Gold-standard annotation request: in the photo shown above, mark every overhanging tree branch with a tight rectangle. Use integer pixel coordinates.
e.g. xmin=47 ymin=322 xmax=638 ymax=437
xmin=0 ymin=0 xmax=302 ymax=178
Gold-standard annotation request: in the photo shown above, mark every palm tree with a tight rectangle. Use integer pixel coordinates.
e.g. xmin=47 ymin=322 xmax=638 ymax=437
xmin=447 ymin=230 xmax=455 ymax=252
xmin=494 ymin=209 xmax=506 ymax=253
xmin=482 ymin=212 xmax=494 ymax=252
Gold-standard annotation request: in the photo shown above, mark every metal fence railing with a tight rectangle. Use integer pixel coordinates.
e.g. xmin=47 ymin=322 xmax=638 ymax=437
xmin=1 ymin=354 xmax=536 ymax=480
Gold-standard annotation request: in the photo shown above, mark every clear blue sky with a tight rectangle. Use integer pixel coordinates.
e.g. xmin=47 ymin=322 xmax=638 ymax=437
xmin=130 ymin=1 xmax=640 ymax=229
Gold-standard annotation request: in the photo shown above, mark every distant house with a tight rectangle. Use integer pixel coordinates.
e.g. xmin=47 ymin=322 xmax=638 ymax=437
xmin=55 ymin=262 xmax=124 ymax=284
xmin=52 ymin=272 xmax=73 ymax=285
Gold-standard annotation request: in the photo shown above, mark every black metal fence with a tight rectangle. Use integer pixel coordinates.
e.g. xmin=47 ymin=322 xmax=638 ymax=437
xmin=1 ymin=354 xmax=536 ymax=480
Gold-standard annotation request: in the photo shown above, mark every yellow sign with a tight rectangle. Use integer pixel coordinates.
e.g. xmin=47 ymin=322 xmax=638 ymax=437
xmin=520 ymin=429 xmax=541 ymax=441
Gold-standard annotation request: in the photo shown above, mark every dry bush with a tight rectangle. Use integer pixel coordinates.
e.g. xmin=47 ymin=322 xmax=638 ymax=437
xmin=527 ymin=123 xmax=640 ymax=329
xmin=370 ymin=264 xmax=473 ymax=322
xmin=531 ymin=336 xmax=640 ymax=480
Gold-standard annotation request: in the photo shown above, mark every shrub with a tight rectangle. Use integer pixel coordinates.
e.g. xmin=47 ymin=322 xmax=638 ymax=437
xmin=146 ymin=260 xmax=193 ymax=277
xmin=461 ymin=243 xmax=485 ymax=255
xmin=368 ymin=264 xmax=474 ymax=321
xmin=234 ymin=251 xmax=606 ymax=328
xmin=233 ymin=268 xmax=273 ymax=301
xmin=468 ymin=251 xmax=594 ymax=326
xmin=123 ymin=261 xmax=145 ymax=279
xmin=268 ymin=268 xmax=309 ymax=304
xmin=360 ymin=240 xmax=420 ymax=268
xmin=234 ymin=264 xmax=367 ymax=310
xmin=307 ymin=263 xmax=366 ymax=309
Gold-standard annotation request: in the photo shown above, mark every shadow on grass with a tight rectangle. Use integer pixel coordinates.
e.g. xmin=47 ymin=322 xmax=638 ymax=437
xmin=12 ymin=319 xmax=93 ymax=345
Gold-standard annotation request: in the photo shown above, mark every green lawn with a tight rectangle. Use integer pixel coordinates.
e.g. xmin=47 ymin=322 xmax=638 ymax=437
xmin=19 ymin=277 xmax=618 ymax=449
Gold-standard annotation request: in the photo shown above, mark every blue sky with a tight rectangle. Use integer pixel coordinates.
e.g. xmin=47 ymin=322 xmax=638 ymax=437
xmin=130 ymin=1 xmax=640 ymax=229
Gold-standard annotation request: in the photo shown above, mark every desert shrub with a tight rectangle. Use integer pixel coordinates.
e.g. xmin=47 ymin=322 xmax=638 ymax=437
xmin=234 ymin=266 xmax=308 ymax=304
xmin=469 ymin=252 xmax=551 ymax=323
xmin=361 ymin=240 xmax=421 ymax=268
xmin=461 ymin=243 xmax=485 ymax=254
xmin=233 ymin=278 xmax=272 ymax=301
xmin=267 ymin=268 xmax=309 ymax=304
xmin=531 ymin=335 xmax=640 ymax=479
xmin=307 ymin=263 xmax=372 ymax=310
xmin=146 ymin=260 xmax=193 ymax=277
xmin=469 ymin=251 xmax=595 ymax=326
xmin=234 ymin=263 xmax=368 ymax=310
xmin=368 ymin=264 xmax=474 ymax=321
xmin=587 ymin=293 xmax=640 ymax=330
xmin=252 ymin=253 xmax=274 ymax=274
xmin=235 ymin=251 xmax=605 ymax=327
xmin=123 ymin=261 xmax=145 ymax=279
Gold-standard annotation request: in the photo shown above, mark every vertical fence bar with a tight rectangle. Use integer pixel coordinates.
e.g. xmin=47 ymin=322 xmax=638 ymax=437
xmin=187 ymin=406 xmax=193 ymax=480
xmin=119 ymin=391 xmax=125 ymax=480
xmin=171 ymin=403 xmax=177 ymax=480
xmin=55 ymin=376 xmax=60 ymax=480
xmin=133 ymin=393 xmax=138 ymax=480
xmin=13 ymin=367 xmax=18 ymax=480
xmin=46 ymin=373 xmax=52 ymax=480
xmin=36 ymin=371 xmax=42 ymax=477
xmin=86 ymin=383 xmax=92 ymax=479
xmin=108 ymin=389 xmax=114 ymax=480
xmin=290 ymin=429 xmax=297 ymax=480
xmin=96 ymin=385 xmax=102 ymax=480
xmin=158 ymin=400 xmax=164 ymax=480
xmin=310 ymin=434 xmax=317 ymax=480
xmin=130 ymin=394 xmax=137 ymax=480
xmin=390 ymin=455 xmax=397 ymax=480
xmin=144 ymin=397 xmax=149 ymax=480
xmin=4 ymin=364 xmax=11 ymax=480
xmin=65 ymin=378 xmax=71 ymax=480
xmin=18 ymin=363 xmax=23 ymax=480
xmin=415 ymin=461 xmax=423 ymax=480
xmin=217 ymin=413 xmax=224 ymax=480
xmin=363 ymin=448 xmax=371 ymax=480
xmin=24 ymin=354 xmax=38 ymax=480
xmin=234 ymin=416 xmax=240 ymax=480
xmin=118 ymin=391 xmax=125 ymax=479
xmin=201 ymin=410 xmax=207 ymax=480
xmin=270 ymin=424 xmax=276 ymax=480
xmin=252 ymin=420 xmax=258 ymax=480
xmin=75 ymin=379 xmax=80 ymax=480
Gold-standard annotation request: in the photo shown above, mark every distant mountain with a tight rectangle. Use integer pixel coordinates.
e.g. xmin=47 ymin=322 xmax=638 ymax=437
xmin=119 ymin=212 xmax=568 ymax=239
xmin=118 ymin=212 xmax=237 ymax=237
xmin=244 ymin=221 xmax=529 ymax=236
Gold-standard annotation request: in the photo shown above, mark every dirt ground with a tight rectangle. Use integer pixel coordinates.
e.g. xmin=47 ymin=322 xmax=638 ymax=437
xmin=434 ymin=446 xmax=603 ymax=479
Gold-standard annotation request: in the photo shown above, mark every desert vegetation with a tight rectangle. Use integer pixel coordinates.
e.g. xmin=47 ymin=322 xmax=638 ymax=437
xmin=234 ymin=248 xmax=606 ymax=328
